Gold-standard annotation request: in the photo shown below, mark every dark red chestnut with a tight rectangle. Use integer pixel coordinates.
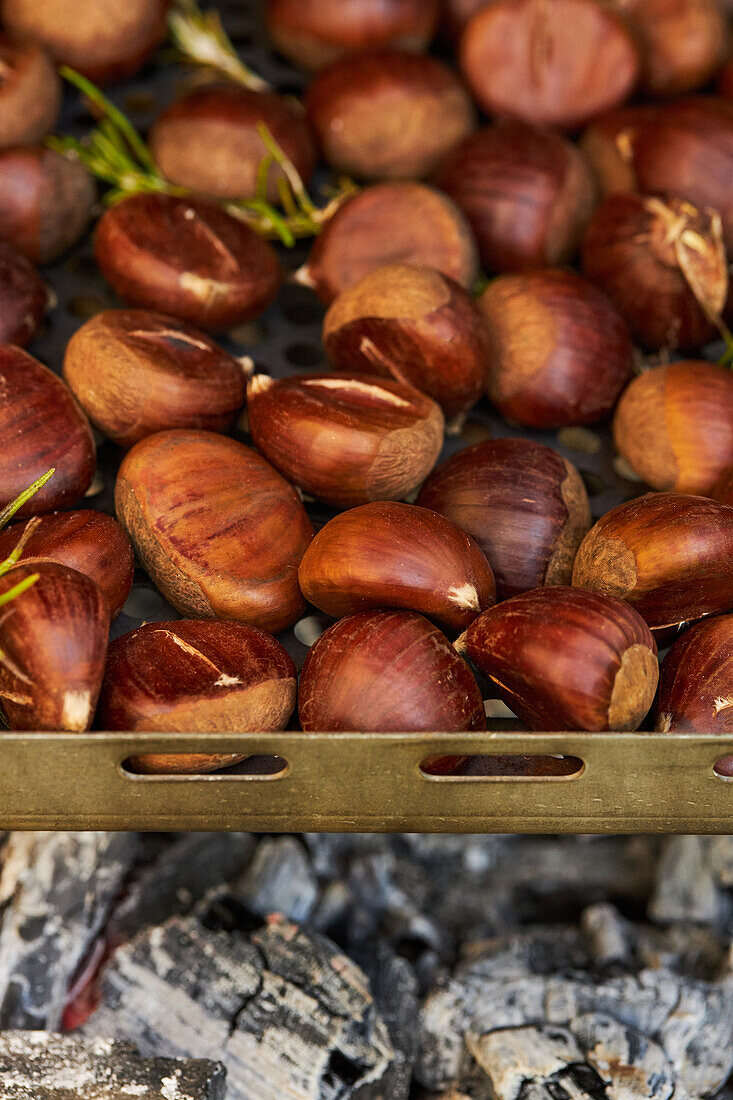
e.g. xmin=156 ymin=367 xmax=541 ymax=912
xmin=579 ymin=105 xmax=658 ymax=197
xmin=478 ymin=269 xmax=634 ymax=428
xmin=298 ymin=182 xmax=478 ymax=304
xmin=713 ymin=465 xmax=733 ymax=506
xmin=718 ymin=57 xmax=733 ymax=98
xmin=94 ymin=194 xmax=283 ymax=331
xmin=97 ymin=620 xmax=297 ymax=774
xmin=612 ymin=362 xmax=733 ymax=494
xmin=459 ymin=0 xmax=640 ymax=131
xmin=115 ymin=430 xmax=313 ymax=634
xmin=435 ymin=121 xmax=596 ymax=274
xmin=441 ymin=0 xmax=489 ymax=41
xmin=655 ymin=614 xmax=733 ymax=733
xmin=246 ymin=372 xmax=444 ymax=507
xmin=0 ymin=561 xmax=109 ymax=731
xmin=572 ymin=493 xmax=733 ymax=630
xmin=0 ymin=239 xmax=47 ymax=346
xmin=265 ymin=0 xmax=439 ymax=70
xmin=0 ymin=510 xmax=133 ymax=616
xmin=149 ymin=85 xmax=316 ymax=202
xmin=299 ymin=610 xmax=485 ymax=731
xmin=0 ymin=33 xmax=60 ymax=146
xmin=0 ymin=345 xmax=95 ymax=517
xmin=63 ymin=309 xmax=246 ymax=447
xmin=462 ymin=586 xmax=658 ymax=731
xmin=323 ymin=263 xmax=488 ymax=421
xmin=305 ymin=49 xmax=474 ymax=181
xmin=298 ymin=501 xmax=496 ymax=633
xmin=417 ymin=439 xmax=591 ymax=600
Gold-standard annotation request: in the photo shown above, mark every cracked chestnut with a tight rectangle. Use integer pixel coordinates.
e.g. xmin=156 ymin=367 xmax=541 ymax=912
xmin=0 ymin=239 xmax=47 ymax=346
xmin=246 ymin=372 xmax=444 ymax=507
xmin=0 ymin=33 xmax=59 ymax=146
xmin=462 ymin=586 xmax=658 ymax=731
xmin=656 ymin=614 xmax=733 ymax=733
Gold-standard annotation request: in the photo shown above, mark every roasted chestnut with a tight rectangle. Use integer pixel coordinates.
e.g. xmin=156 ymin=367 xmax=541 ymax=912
xmin=0 ymin=33 xmax=60 ymax=146
xmin=459 ymin=0 xmax=640 ymax=131
xmin=612 ymin=362 xmax=733 ymax=494
xmin=322 ymin=264 xmax=488 ymax=421
xmin=435 ymin=121 xmax=596 ymax=274
xmin=298 ymin=610 xmax=484 ymax=731
xmin=0 ymin=510 xmax=133 ymax=617
xmin=298 ymin=182 xmax=478 ymax=304
xmin=246 ymin=372 xmax=444 ymax=507
xmin=0 ymin=345 xmax=95 ymax=517
xmin=97 ymin=620 xmax=297 ymax=774
xmin=0 ymin=561 xmax=109 ymax=731
xmin=0 ymin=239 xmax=47 ymax=347
xmin=298 ymin=501 xmax=496 ymax=633
xmin=478 ymin=270 xmax=634 ymax=428
xmin=265 ymin=0 xmax=439 ymax=70
xmin=417 ymin=439 xmax=591 ymax=600
xmin=581 ymin=195 xmax=728 ymax=351
xmin=115 ymin=429 xmax=313 ymax=634
xmin=94 ymin=194 xmax=283 ymax=330
xmin=63 ymin=309 xmax=246 ymax=447
xmin=461 ymin=586 xmax=658 ymax=731
xmin=579 ymin=105 xmax=657 ymax=197
xmin=149 ymin=85 xmax=316 ymax=202
xmin=572 ymin=493 xmax=733 ymax=630
xmin=655 ymin=614 xmax=733 ymax=733
xmin=713 ymin=465 xmax=733 ymax=506
xmin=305 ymin=49 xmax=474 ymax=181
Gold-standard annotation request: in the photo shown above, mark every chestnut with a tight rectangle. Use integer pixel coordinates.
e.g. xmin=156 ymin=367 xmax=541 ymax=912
xmin=713 ymin=466 xmax=733 ymax=506
xmin=0 ymin=239 xmax=47 ymax=347
xmin=578 ymin=105 xmax=658 ymax=197
xmin=97 ymin=620 xmax=296 ymax=774
xmin=322 ymin=264 xmax=488 ymax=421
xmin=0 ymin=561 xmax=109 ymax=731
xmin=298 ymin=610 xmax=484 ymax=731
xmin=0 ymin=345 xmax=95 ymax=517
xmin=0 ymin=33 xmax=60 ymax=146
xmin=305 ymin=49 xmax=474 ymax=181
xmin=149 ymin=85 xmax=316 ymax=203
xmin=441 ymin=0 xmax=489 ymax=41
xmin=718 ymin=57 xmax=733 ymax=99
xmin=265 ymin=0 xmax=439 ymax=71
xmin=478 ymin=270 xmax=634 ymax=429
xmin=459 ymin=0 xmax=640 ymax=131
xmin=1 ymin=0 xmax=168 ymax=85
xmin=417 ymin=439 xmax=591 ymax=600
xmin=572 ymin=493 xmax=733 ymax=630
xmin=94 ymin=194 xmax=283 ymax=331
xmin=298 ymin=501 xmax=496 ymax=633
xmin=435 ymin=121 xmax=596 ymax=274
xmin=655 ymin=614 xmax=733 ymax=733
xmin=115 ymin=429 xmax=313 ymax=634
xmin=298 ymin=182 xmax=478 ymax=304
xmin=63 ymin=309 xmax=246 ymax=448
xmin=246 ymin=372 xmax=444 ymax=508
xmin=461 ymin=586 xmax=658 ymax=731
xmin=581 ymin=195 xmax=728 ymax=351
xmin=612 ymin=362 xmax=733 ymax=494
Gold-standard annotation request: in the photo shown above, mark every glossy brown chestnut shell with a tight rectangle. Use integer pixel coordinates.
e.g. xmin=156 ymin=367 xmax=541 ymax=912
xmin=462 ymin=585 xmax=658 ymax=731
xmin=246 ymin=372 xmax=444 ymax=508
xmin=578 ymin=105 xmax=658 ymax=197
xmin=0 ymin=561 xmax=109 ymax=731
xmin=655 ymin=614 xmax=733 ymax=733
xmin=435 ymin=121 xmax=597 ymax=273
xmin=572 ymin=492 xmax=733 ymax=630
xmin=323 ymin=263 xmax=488 ymax=421
xmin=94 ymin=194 xmax=283 ymax=330
xmin=0 ymin=239 xmax=47 ymax=346
xmin=417 ymin=438 xmax=591 ymax=600
xmin=63 ymin=309 xmax=247 ymax=448
xmin=97 ymin=619 xmax=297 ymax=774
xmin=713 ymin=466 xmax=733 ymax=506
xmin=478 ymin=269 xmax=634 ymax=428
xmin=298 ymin=610 xmax=485 ymax=731
xmin=0 ymin=33 xmax=60 ymax=146
xmin=0 ymin=345 xmax=96 ymax=517
xmin=298 ymin=501 xmax=496 ymax=633
xmin=115 ymin=429 xmax=313 ymax=634
xmin=612 ymin=362 xmax=733 ymax=494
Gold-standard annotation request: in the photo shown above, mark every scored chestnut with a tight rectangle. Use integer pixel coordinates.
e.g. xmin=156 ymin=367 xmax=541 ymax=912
xmin=298 ymin=501 xmax=496 ymax=633
xmin=417 ymin=439 xmax=591 ymax=600
xmin=572 ymin=493 xmax=733 ymax=630
xmin=298 ymin=610 xmax=485 ymax=731
xmin=612 ymin=362 xmax=733 ymax=495
xmin=713 ymin=466 xmax=733 ymax=506
xmin=63 ymin=309 xmax=246 ymax=447
xmin=579 ymin=105 xmax=658 ymax=197
xmin=0 ymin=32 xmax=60 ymax=146
xmin=97 ymin=620 xmax=297 ymax=774
xmin=322 ymin=264 xmax=488 ymax=421
xmin=0 ymin=239 xmax=47 ymax=347
xmin=655 ymin=614 xmax=733 ymax=733
xmin=246 ymin=372 xmax=444 ymax=508
xmin=462 ymin=586 xmax=658 ymax=731
xmin=115 ymin=429 xmax=313 ymax=634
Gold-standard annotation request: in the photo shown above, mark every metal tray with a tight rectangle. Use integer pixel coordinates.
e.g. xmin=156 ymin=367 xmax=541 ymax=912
xmin=2 ymin=0 xmax=730 ymax=834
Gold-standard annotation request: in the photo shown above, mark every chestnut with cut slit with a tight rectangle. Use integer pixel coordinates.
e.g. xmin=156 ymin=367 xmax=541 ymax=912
xmin=0 ymin=239 xmax=47 ymax=347
xmin=0 ymin=33 xmax=60 ymax=146
xmin=656 ymin=614 xmax=733 ymax=733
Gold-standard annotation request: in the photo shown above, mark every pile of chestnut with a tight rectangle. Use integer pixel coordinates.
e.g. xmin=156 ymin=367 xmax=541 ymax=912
xmin=0 ymin=0 xmax=732 ymax=777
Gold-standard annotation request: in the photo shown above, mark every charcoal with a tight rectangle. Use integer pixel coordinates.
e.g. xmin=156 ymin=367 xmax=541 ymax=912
xmin=232 ymin=836 xmax=318 ymax=922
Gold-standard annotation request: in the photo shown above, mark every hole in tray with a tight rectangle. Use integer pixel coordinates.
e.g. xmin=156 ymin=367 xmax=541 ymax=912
xmin=280 ymin=284 xmax=323 ymax=325
xmin=557 ymin=427 xmax=602 ymax=455
xmin=420 ymin=754 xmax=585 ymax=780
xmin=713 ymin=755 xmax=733 ymax=780
xmin=580 ymin=470 xmax=604 ymax=497
xmin=120 ymin=753 xmax=288 ymax=779
xmin=285 ymin=341 xmax=323 ymax=368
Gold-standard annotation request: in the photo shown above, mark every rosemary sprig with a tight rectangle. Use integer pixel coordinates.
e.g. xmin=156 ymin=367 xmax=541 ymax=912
xmin=168 ymin=0 xmax=271 ymax=92
xmin=0 ymin=469 xmax=55 ymax=532
xmin=0 ymin=468 xmax=55 ymax=613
